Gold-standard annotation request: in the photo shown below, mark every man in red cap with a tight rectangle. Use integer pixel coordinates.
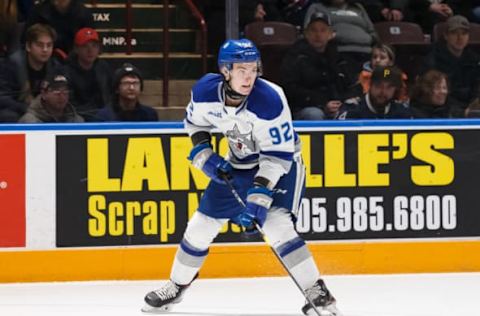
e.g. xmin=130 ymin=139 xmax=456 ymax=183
xmin=62 ymin=27 xmax=112 ymax=121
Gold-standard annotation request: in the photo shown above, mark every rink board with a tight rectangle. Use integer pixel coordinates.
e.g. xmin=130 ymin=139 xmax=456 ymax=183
xmin=1 ymin=241 xmax=480 ymax=282
xmin=1 ymin=120 xmax=480 ymax=282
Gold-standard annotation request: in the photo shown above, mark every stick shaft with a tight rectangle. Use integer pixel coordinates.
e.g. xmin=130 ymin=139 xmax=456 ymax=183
xmin=223 ymin=179 xmax=322 ymax=316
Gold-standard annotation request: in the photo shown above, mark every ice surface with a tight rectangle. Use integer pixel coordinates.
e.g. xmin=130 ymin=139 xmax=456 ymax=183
xmin=0 ymin=272 xmax=478 ymax=316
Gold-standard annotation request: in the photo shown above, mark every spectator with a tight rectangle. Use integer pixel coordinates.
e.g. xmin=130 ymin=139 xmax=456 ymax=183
xmin=279 ymin=0 xmax=316 ymax=28
xmin=203 ymin=1 xmax=283 ymax=56
xmin=281 ymin=11 xmax=357 ymax=120
xmin=62 ymin=27 xmax=112 ymax=121
xmin=360 ymin=0 xmax=408 ymax=22
xmin=1 ymin=0 xmax=19 ymax=58
xmin=305 ymin=0 xmax=378 ymax=73
xmin=24 ymin=0 xmax=93 ymax=55
xmin=18 ymin=70 xmax=83 ymax=123
xmin=17 ymin=0 xmax=34 ymax=22
xmin=472 ymin=1 xmax=480 ymax=23
xmin=0 ymin=23 xmax=59 ymax=122
xmin=466 ymin=98 xmax=480 ymax=118
xmin=404 ymin=0 xmax=471 ymax=34
xmin=422 ymin=15 xmax=480 ymax=117
xmin=337 ymin=65 xmax=412 ymax=119
xmin=409 ymin=0 xmax=453 ymax=23
xmin=410 ymin=69 xmax=454 ymax=118
xmin=95 ymin=63 xmax=158 ymax=122
xmin=254 ymin=0 xmax=284 ymax=22
xmin=358 ymin=43 xmax=408 ymax=102
xmin=379 ymin=0 xmax=408 ymax=21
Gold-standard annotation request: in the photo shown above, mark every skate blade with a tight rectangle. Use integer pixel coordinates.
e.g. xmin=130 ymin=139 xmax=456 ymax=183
xmin=305 ymin=311 xmax=332 ymax=316
xmin=305 ymin=306 xmax=343 ymax=316
xmin=141 ymin=303 xmax=174 ymax=314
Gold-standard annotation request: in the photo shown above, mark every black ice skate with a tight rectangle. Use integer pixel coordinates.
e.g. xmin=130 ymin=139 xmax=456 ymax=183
xmin=302 ymin=279 xmax=343 ymax=316
xmin=142 ymin=276 xmax=196 ymax=313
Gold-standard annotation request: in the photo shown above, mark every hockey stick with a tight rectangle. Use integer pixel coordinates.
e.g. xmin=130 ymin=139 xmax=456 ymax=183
xmin=222 ymin=176 xmax=323 ymax=316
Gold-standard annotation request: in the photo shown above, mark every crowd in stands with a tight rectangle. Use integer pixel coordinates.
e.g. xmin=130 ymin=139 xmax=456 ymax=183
xmin=1 ymin=0 xmax=480 ymax=123
xmin=240 ymin=0 xmax=480 ymax=120
xmin=0 ymin=0 xmax=158 ymax=123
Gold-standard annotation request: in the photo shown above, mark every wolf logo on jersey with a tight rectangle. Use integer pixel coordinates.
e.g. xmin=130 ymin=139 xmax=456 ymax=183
xmin=226 ymin=123 xmax=255 ymax=156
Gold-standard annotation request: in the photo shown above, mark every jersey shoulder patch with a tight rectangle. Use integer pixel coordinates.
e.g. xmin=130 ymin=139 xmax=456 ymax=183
xmin=192 ymin=73 xmax=222 ymax=103
xmin=246 ymin=79 xmax=284 ymax=120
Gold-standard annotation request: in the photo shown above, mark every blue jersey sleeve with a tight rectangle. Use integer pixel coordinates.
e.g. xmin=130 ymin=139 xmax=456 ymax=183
xmin=184 ymin=74 xmax=224 ymax=136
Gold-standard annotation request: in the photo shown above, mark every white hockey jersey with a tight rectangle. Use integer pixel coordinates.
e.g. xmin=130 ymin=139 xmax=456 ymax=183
xmin=184 ymin=73 xmax=301 ymax=187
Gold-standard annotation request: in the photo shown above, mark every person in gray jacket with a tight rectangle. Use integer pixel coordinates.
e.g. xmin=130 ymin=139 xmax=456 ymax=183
xmin=18 ymin=70 xmax=84 ymax=123
xmin=304 ymin=0 xmax=378 ymax=73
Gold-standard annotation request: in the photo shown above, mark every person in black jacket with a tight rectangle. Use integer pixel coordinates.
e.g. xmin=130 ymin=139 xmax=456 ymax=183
xmin=1 ymin=0 xmax=20 ymax=58
xmin=422 ymin=15 xmax=480 ymax=117
xmin=0 ymin=23 xmax=59 ymax=122
xmin=359 ymin=0 xmax=408 ymax=22
xmin=203 ymin=0 xmax=283 ymax=57
xmin=24 ymin=0 xmax=93 ymax=55
xmin=405 ymin=0 xmax=471 ymax=34
xmin=280 ymin=11 xmax=357 ymax=120
xmin=473 ymin=1 xmax=480 ymax=23
xmin=62 ymin=27 xmax=112 ymax=121
xmin=95 ymin=63 xmax=158 ymax=122
xmin=337 ymin=65 xmax=412 ymax=119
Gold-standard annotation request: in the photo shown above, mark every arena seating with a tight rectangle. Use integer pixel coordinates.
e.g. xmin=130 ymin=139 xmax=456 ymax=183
xmin=374 ymin=21 xmax=430 ymax=82
xmin=85 ymin=0 xmax=212 ymax=119
xmin=244 ymin=21 xmax=299 ymax=84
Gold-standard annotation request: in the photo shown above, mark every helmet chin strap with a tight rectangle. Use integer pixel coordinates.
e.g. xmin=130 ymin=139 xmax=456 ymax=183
xmin=223 ymin=79 xmax=247 ymax=102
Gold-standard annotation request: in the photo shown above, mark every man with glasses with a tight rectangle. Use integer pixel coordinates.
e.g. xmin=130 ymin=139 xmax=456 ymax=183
xmin=0 ymin=23 xmax=60 ymax=122
xmin=95 ymin=63 xmax=158 ymax=122
xmin=18 ymin=70 xmax=83 ymax=123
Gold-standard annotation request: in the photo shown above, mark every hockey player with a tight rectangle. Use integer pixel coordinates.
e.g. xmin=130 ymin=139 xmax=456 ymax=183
xmin=143 ymin=38 xmax=342 ymax=316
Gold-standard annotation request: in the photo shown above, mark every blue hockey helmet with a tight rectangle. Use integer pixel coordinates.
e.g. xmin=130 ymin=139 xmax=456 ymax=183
xmin=218 ymin=39 xmax=262 ymax=73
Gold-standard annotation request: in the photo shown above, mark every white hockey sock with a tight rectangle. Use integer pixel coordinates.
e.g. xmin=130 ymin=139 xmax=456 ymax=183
xmin=275 ymin=237 xmax=320 ymax=289
xmin=261 ymin=209 xmax=321 ymax=289
xmin=169 ymin=212 xmax=227 ymax=285
xmin=290 ymin=256 xmax=321 ymax=290
xmin=170 ymin=238 xmax=208 ymax=285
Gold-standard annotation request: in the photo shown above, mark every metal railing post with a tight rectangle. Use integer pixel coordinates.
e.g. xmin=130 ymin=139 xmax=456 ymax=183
xmin=184 ymin=0 xmax=208 ymax=74
xmin=226 ymin=0 xmax=239 ymax=39
xmin=163 ymin=0 xmax=170 ymax=107
xmin=126 ymin=0 xmax=133 ymax=55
